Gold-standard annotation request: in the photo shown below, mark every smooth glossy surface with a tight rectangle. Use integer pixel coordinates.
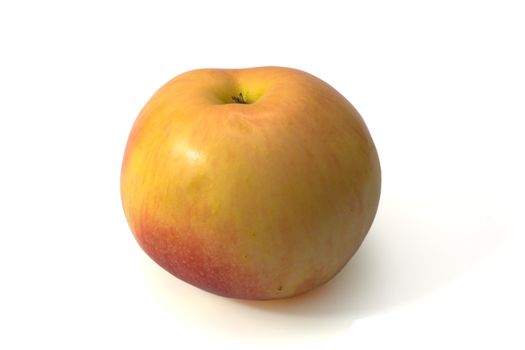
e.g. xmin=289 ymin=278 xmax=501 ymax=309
xmin=121 ymin=67 xmax=381 ymax=299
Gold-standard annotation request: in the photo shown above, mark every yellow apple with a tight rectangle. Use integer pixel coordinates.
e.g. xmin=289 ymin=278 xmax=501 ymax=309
xmin=121 ymin=66 xmax=381 ymax=300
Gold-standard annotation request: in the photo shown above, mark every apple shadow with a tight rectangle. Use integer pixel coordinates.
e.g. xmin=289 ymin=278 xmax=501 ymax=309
xmin=233 ymin=192 xmax=513 ymax=321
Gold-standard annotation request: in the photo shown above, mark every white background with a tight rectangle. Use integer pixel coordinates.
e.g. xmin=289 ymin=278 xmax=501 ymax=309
xmin=1 ymin=1 xmax=524 ymax=349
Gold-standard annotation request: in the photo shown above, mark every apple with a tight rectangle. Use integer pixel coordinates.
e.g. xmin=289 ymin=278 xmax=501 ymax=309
xmin=121 ymin=66 xmax=381 ymax=300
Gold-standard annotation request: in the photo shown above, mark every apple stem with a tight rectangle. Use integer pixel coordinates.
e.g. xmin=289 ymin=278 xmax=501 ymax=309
xmin=231 ymin=92 xmax=247 ymax=104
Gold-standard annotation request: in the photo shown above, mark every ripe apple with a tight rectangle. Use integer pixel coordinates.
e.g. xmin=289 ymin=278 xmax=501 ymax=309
xmin=121 ymin=66 xmax=381 ymax=300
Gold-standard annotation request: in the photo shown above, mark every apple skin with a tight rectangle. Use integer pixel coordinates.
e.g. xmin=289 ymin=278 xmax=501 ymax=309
xmin=121 ymin=66 xmax=381 ymax=300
